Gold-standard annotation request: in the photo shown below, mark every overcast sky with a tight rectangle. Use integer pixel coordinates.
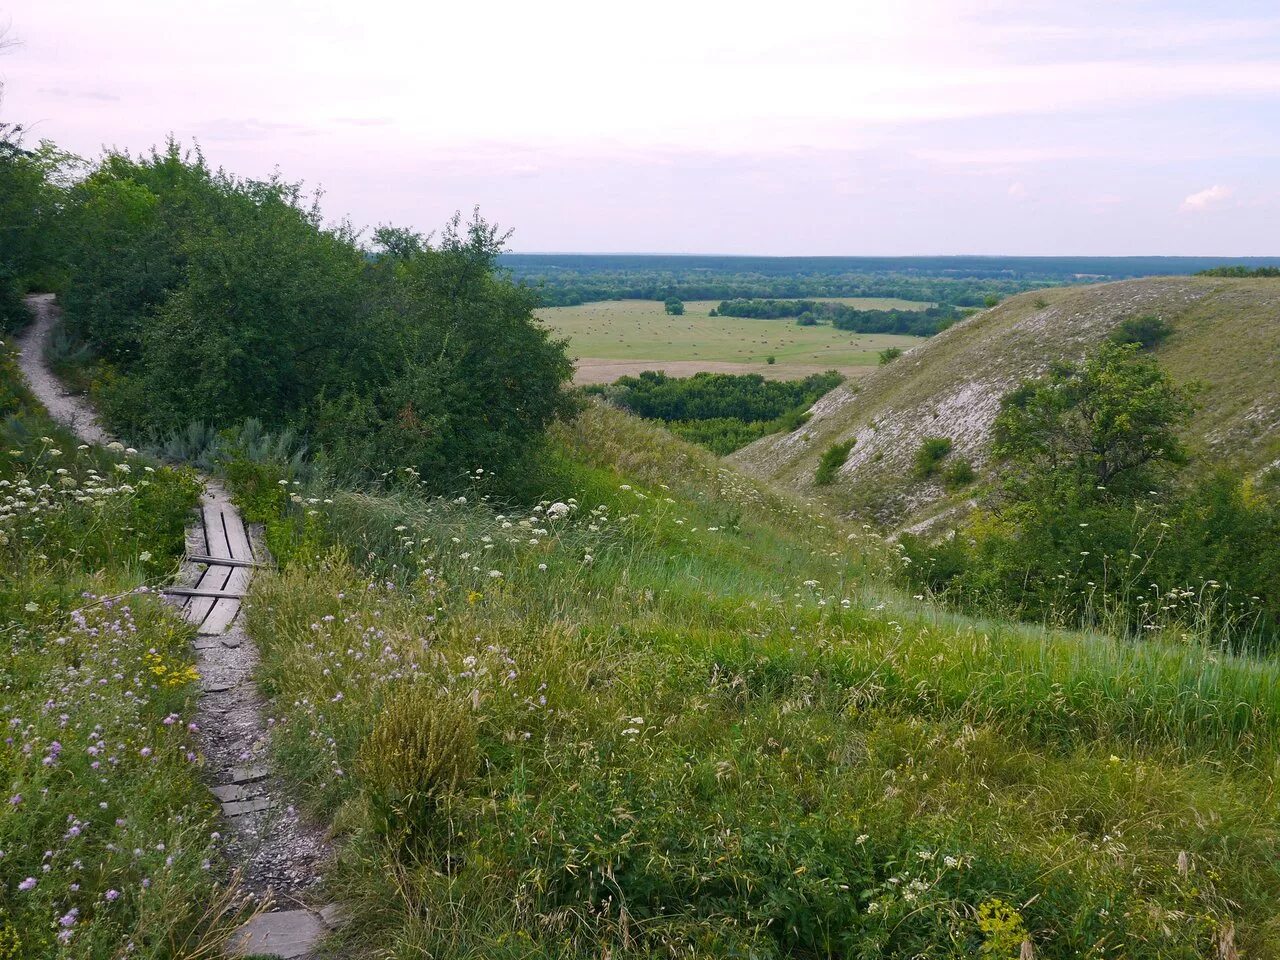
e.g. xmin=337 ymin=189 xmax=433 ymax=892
xmin=2 ymin=0 xmax=1278 ymax=255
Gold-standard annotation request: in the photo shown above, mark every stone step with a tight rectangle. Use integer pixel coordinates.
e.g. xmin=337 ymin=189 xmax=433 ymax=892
xmin=230 ymin=908 xmax=327 ymax=959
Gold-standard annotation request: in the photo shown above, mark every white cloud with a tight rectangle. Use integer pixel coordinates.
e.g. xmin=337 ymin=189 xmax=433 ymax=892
xmin=1181 ymin=184 xmax=1234 ymax=212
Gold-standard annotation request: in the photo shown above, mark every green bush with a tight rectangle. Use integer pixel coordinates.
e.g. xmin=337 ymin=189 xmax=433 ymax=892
xmin=1110 ymin=314 xmax=1173 ymax=350
xmin=358 ymin=688 xmax=477 ymax=847
xmin=914 ymin=436 xmax=953 ymax=478
xmin=879 ymin=347 xmax=903 ymax=365
xmin=814 ymin=439 xmax=855 ymax=486
xmin=943 ymin=458 xmax=976 ymax=490
xmin=56 ymin=145 xmax=575 ymax=490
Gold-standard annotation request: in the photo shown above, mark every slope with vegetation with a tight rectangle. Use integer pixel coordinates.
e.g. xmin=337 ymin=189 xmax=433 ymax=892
xmin=734 ymin=278 xmax=1280 ymax=523
xmin=8 ymin=127 xmax=1280 ymax=957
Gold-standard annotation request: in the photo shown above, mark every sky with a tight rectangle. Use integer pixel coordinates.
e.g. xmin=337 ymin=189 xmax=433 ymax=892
xmin=2 ymin=0 xmax=1278 ymax=255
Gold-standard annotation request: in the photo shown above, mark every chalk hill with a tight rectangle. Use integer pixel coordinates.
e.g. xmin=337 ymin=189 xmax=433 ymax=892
xmin=730 ymin=277 xmax=1280 ymax=530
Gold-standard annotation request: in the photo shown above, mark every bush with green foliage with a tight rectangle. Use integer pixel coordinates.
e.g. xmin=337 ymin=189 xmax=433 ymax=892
xmin=663 ymin=297 xmax=684 ymax=315
xmin=901 ymin=342 xmax=1280 ymax=646
xmin=1198 ymin=265 xmax=1280 ymax=278
xmin=54 ymin=143 xmax=574 ymax=491
xmin=598 ymin=369 xmax=841 ymax=454
xmin=814 ymin=439 xmax=855 ymax=486
xmin=942 ymin=458 xmax=976 ymax=490
xmin=914 ymin=436 xmax=953 ymax=478
xmin=1110 ymin=314 xmax=1173 ymax=350
xmin=879 ymin=346 xmax=903 ymax=365
xmin=0 ymin=127 xmax=75 ymax=330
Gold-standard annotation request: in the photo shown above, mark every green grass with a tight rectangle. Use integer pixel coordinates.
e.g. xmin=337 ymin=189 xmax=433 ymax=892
xmin=0 ymin=342 xmax=250 ymax=956
xmin=235 ymin=403 xmax=1280 ymax=959
xmin=536 ymin=298 xmax=926 ymax=372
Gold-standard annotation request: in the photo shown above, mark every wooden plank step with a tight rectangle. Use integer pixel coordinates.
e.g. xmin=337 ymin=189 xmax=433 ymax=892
xmin=163 ymin=586 xmax=246 ymax=600
xmin=186 ymin=554 xmax=266 ymax=569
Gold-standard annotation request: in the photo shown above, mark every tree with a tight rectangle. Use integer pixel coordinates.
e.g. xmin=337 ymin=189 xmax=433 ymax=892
xmin=993 ymin=342 xmax=1195 ymax=502
xmin=664 ymin=297 xmax=684 ymax=316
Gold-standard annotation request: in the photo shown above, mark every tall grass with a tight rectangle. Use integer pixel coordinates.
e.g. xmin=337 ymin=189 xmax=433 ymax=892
xmin=237 ymin=404 xmax=1280 ymax=958
xmin=0 ymin=342 xmax=250 ymax=956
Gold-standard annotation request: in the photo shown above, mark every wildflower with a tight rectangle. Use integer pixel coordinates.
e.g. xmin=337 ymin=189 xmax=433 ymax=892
xmin=105 ymin=888 xmax=120 ymax=901
xmin=18 ymin=877 xmax=36 ymax=891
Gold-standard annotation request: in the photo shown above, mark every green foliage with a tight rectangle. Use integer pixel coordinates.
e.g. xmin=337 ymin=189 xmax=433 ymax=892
xmin=716 ymin=298 xmax=956 ymax=336
xmin=663 ymin=297 xmax=685 ymax=316
xmin=0 ymin=130 xmax=76 ymax=330
xmin=879 ymin=346 xmax=903 ymax=365
xmin=601 ymin=370 xmax=841 ymax=454
xmin=1198 ymin=265 xmax=1280 ymax=278
xmin=943 ymin=458 xmax=977 ymax=490
xmin=766 ymin=354 xmax=776 ymax=364
xmin=914 ymin=436 xmax=953 ymax=479
xmin=358 ymin=688 xmax=477 ymax=849
xmin=814 ymin=438 xmax=855 ymax=486
xmin=1110 ymin=314 xmax=1174 ymax=350
xmin=56 ymin=144 xmax=574 ymax=490
xmin=902 ymin=343 xmax=1280 ymax=645
xmin=993 ymin=342 xmax=1193 ymax=498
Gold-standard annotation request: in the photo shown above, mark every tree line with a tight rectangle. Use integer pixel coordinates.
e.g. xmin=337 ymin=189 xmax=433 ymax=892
xmin=1 ymin=135 xmax=575 ymax=490
xmin=713 ymin=298 xmax=960 ymax=336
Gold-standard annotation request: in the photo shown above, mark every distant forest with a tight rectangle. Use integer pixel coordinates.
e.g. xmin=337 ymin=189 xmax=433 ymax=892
xmin=715 ymin=298 xmax=960 ymax=336
xmin=503 ymin=254 xmax=1280 ymax=308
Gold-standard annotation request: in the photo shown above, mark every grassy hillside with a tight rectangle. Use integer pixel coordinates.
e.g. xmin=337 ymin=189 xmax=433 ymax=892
xmin=0 ymin=339 xmax=251 ymax=954
xmin=218 ymin=402 xmax=1280 ymax=958
xmin=731 ymin=277 xmax=1280 ymax=529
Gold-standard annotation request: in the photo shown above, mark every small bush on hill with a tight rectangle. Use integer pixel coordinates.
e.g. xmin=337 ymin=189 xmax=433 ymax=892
xmin=879 ymin=347 xmax=903 ymax=365
xmin=914 ymin=436 xmax=953 ymax=478
xmin=1110 ymin=314 xmax=1173 ymax=350
xmin=943 ymin=458 xmax=976 ymax=490
xmin=814 ymin=439 xmax=855 ymax=486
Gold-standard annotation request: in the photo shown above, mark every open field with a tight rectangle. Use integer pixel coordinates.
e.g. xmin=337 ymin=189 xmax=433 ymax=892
xmin=536 ymin=298 xmax=927 ymax=384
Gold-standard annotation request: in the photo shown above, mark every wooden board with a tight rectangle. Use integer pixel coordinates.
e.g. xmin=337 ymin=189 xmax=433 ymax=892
xmin=181 ymin=493 xmax=257 ymax=635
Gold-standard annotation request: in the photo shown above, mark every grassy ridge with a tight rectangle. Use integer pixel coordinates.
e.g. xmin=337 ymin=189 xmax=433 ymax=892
xmin=237 ymin=404 xmax=1280 ymax=958
xmin=0 ymin=340 xmax=247 ymax=956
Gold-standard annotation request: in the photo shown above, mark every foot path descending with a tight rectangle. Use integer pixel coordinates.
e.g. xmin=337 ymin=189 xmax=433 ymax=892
xmin=17 ymin=295 xmax=340 ymax=957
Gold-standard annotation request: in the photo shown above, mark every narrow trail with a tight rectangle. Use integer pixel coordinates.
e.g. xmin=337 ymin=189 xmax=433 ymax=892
xmin=18 ymin=296 xmax=339 ymax=958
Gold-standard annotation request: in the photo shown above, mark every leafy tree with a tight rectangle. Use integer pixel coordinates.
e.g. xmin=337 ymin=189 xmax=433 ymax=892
xmin=992 ymin=342 xmax=1194 ymax=501
xmin=56 ymin=147 xmax=575 ymax=490
xmin=664 ymin=297 xmax=685 ymax=316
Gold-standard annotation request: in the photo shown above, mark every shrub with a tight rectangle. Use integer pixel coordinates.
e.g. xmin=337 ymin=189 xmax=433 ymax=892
xmin=58 ymin=145 xmax=574 ymax=490
xmin=664 ymin=297 xmax=684 ymax=316
xmin=914 ymin=436 xmax=953 ymax=478
xmin=879 ymin=347 xmax=903 ymax=365
xmin=814 ymin=439 xmax=855 ymax=486
xmin=766 ymin=354 xmax=776 ymax=364
xmin=943 ymin=458 xmax=976 ymax=490
xmin=358 ymin=688 xmax=477 ymax=848
xmin=1110 ymin=314 xmax=1173 ymax=350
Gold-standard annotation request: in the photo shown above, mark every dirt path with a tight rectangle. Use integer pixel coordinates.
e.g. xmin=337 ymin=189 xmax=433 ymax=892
xmin=17 ymin=296 xmax=338 ymax=958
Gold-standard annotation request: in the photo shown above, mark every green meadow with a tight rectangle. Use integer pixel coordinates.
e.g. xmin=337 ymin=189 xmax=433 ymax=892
xmin=536 ymin=298 xmax=926 ymax=379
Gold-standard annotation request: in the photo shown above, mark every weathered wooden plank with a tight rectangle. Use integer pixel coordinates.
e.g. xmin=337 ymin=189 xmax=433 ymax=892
xmin=163 ymin=586 xmax=247 ymax=600
xmin=183 ymin=508 xmax=219 ymax=627
xmin=187 ymin=554 xmax=266 ymax=569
